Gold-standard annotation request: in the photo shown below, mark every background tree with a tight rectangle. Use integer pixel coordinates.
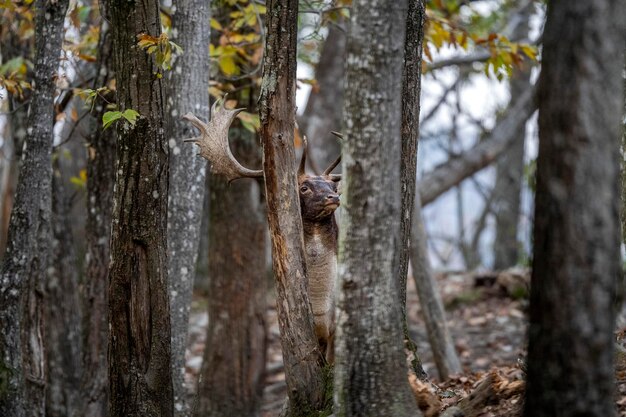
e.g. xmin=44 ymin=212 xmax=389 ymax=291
xmin=106 ymin=0 xmax=174 ymax=414
xmin=0 ymin=1 xmax=69 ymax=416
xmin=195 ymin=116 xmax=267 ymax=417
xmin=334 ymin=0 xmax=421 ymax=415
xmin=492 ymin=2 xmax=533 ymax=270
xmin=524 ymin=1 xmax=625 ymax=416
xmin=81 ymin=11 xmax=116 ymax=417
xmin=46 ymin=150 xmax=83 ymax=417
xmin=192 ymin=3 xmax=268 ymax=416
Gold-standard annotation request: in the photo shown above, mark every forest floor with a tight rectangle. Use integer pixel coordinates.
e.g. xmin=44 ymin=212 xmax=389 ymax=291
xmin=185 ymin=269 xmax=626 ymax=417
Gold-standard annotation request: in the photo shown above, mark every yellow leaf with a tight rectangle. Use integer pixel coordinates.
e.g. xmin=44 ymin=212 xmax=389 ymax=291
xmin=211 ymin=18 xmax=222 ymax=31
xmin=218 ymin=55 xmax=239 ymax=76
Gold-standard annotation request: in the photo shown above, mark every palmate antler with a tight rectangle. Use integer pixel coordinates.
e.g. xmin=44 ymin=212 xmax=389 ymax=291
xmin=183 ymin=98 xmax=342 ymax=182
xmin=183 ymin=98 xmax=263 ymax=183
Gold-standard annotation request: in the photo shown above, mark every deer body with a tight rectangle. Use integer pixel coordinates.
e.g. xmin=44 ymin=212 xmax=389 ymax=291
xmin=300 ymin=177 xmax=340 ymax=361
xmin=183 ymin=100 xmax=341 ymax=362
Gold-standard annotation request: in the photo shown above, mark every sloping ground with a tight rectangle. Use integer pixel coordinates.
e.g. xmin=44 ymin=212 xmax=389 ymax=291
xmin=185 ymin=270 xmax=626 ymax=416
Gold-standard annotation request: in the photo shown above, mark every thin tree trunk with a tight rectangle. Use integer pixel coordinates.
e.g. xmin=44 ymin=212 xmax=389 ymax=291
xmin=410 ymin=194 xmax=461 ymax=380
xmin=524 ymin=2 xmax=625 ymax=416
xmin=334 ymin=0 xmax=421 ymax=415
xmin=0 ymin=1 xmax=69 ymax=416
xmin=107 ymin=0 xmax=174 ymax=414
xmin=167 ymin=1 xmax=210 ymax=414
xmin=0 ymin=20 xmax=31 ymax=257
xmin=195 ymin=123 xmax=267 ymax=417
xmin=299 ymin=25 xmax=345 ymax=170
xmin=398 ymin=0 xmax=428 ymax=381
xmin=46 ymin=161 xmax=83 ymax=417
xmin=259 ymin=0 xmax=327 ymax=414
xmin=81 ymin=18 xmax=116 ymax=417
xmin=492 ymin=5 xmax=532 ymax=270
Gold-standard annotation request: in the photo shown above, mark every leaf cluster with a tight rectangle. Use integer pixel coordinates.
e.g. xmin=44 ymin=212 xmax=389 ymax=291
xmin=425 ymin=0 xmax=538 ymax=80
xmin=137 ymin=32 xmax=183 ymax=73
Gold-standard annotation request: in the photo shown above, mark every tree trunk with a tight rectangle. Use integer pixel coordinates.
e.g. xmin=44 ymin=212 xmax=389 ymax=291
xmin=0 ymin=20 xmax=31 ymax=258
xmin=524 ymin=2 xmax=625 ymax=417
xmin=81 ymin=18 xmax=116 ymax=417
xmin=398 ymin=0 xmax=428 ymax=380
xmin=492 ymin=5 xmax=532 ymax=270
xmin=410 ymin=194 xmax=461 ymax=380
xmin=46 ymin=161 xmax=83 ymax=417
xmin=259 ymin=0 xmax=327 ymax=414
xmin=167 ymin=1 xmax=210 ymax=414
xmin=195 ymin=123 xmax=267 ymax=417
xmin=0 ymin=1 xmax=69 ymax=416
xmin=299 ymin=25 xmax=345 ymax=170
xmin=107 ymin=0 xmax=174 ymax=414
xmin=334 ymin=0 xmax=421 ymax=415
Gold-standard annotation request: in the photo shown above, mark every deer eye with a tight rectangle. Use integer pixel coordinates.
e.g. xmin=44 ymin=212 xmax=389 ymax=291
xmin=300 ymin=186 xmax=309 ymax=193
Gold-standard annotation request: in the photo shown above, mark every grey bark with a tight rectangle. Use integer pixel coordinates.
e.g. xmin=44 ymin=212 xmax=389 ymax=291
xmin=410 ymin=194 xmax=461 ymax=380
xmin=0 ymin=1 xmax=69 ymax=416
xmin=107 ymin=0 xmax=174 ymax=414
xmin=259 ymin=0 xmax=327 ymax=414
xmin=523 ymin=2 xmax=625 ymax=417
xmin=46 ymin=161 xmax=83 ymax=417
xmin=418 ymin=88 xmax=535 ymax=206
xmin=334 ymin=0 xmax=421 ymax=416
xmin=194 ymin=123 xmax=267 ymax=417
xmin=299 ymin=25 xmax=345 ymax=170
xmin=166 ymin=1 xmax=210 ymax=414
xmin=81 ymin=19 xmax=115 ymax=417
xmin=193 ymin=174 xmax=210 ymax=296
xmin=492 ymin=6 xmax=532 ymax=270
xmin=398 ymin=0 xmax=428 ymax=380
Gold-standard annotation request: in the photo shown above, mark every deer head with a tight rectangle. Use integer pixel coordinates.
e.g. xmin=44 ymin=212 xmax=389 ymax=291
xmin=297 ymin=135 xmax=342 ymax=223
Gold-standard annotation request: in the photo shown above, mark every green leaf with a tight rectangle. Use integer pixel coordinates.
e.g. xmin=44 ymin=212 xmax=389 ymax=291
xmin=121 ymin=109 xmax=140 ymax=126
xmin=102 ymin=111 xmax=122 ymax=129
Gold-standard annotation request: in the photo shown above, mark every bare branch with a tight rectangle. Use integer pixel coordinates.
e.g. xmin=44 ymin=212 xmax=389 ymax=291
xmin=419 ymin=87 xmax=536 ymax=206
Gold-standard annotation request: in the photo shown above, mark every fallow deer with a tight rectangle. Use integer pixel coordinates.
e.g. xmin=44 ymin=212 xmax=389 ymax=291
xmin=182 ymin=99 xmax=341 ymax=362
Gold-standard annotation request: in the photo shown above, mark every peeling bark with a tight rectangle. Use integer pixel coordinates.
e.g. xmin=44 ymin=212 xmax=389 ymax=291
xmin=259 ymin=1 xmax=327 ymax=414
xmin=524 ymin=2 xmax=625 ymax=416
xmin=398 ymin=0 xmax=428 ymax=381
xmin=166 ymin=0 xmax=210 ymax=414
xmin=334 ymin=0 xmax=422 ymax=415
xmin=107 ymin=0 xmax=174 ymax=414
xmin=0 ymin=1 xmax=69 ymax=416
